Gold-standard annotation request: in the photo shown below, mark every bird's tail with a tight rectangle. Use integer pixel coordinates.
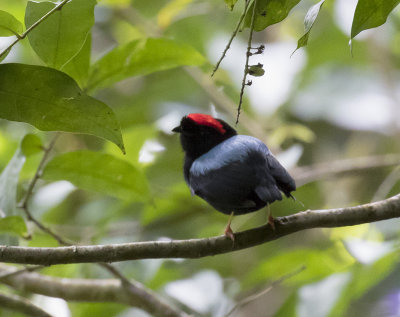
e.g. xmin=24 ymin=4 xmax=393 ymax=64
xmin=289 ymin=194 xmax=305 ymax=208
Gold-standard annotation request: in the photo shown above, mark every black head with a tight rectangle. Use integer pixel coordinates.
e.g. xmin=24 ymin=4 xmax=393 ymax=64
xmin=172 ymin=113 xmax=237 ymax=159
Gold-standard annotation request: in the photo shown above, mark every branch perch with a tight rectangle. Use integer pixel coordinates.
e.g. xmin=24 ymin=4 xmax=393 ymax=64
xmin=1 ymin=193 xmax=399 ymax=265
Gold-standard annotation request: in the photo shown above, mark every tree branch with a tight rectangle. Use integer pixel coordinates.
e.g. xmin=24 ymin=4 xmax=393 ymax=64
xmin=0 ymin=291 xmax=53 ymax=317
xmin=1 ymin=193 xmax=399 ymax=265
xmin=0 ymin=264 xmax=187 ymax=317
xmin=15 ymin=135 xmax=188 ymax=317
xmin=291 ymin=153 xmax=400 ymax=186
xmin=211 ymin=0 xmax=251 ymax=77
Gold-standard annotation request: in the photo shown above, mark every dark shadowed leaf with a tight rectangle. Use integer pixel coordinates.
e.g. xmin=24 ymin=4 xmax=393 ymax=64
xmin=0 ymin=63 xmax=125 ymax=153
xmin=0 ymin=10 xmax=23 ymax=37
xmin=25 ymin=0 xmax=96 ymax=69
xmin=0 ymin=216 xmax=28 ymax=238
xmin=87 ymin=37 xmax=205 ymax=91
xmin=351 ymin=0 xmax=400 ymax=39
xmin=0 ymin=48 xmax=11 ymax=63
xmin=245 ymin=0 xmax=301 ymax=31
xmin=292 ymin=0 xmax=325 ymax=55
xmin=42 ymin=151 xmax=150 ymax=201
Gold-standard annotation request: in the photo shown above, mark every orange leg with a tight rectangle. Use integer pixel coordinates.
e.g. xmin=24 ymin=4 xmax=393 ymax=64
xmin=267 ymin=204 xmax=275 ymax=230
xmin=224 ymin=212 xmax=235 ymax=241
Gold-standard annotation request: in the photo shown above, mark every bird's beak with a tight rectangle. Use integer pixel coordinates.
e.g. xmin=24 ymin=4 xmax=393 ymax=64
xmin=172 ymin=126 xmax=182 ymax=133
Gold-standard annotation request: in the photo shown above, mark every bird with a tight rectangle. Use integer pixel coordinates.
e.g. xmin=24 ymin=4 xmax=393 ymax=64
xmin=172 ymin=113 xmax=296 ymax=240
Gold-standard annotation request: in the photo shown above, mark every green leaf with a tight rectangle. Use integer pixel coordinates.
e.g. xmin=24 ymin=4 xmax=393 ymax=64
xmin=245 ymin=0 xmax=301 ymax=32
xmin=87 ymin=37 xmax=205 ymax=91
xmin=25 ymin=0 xmax=96 ymax=69
xmin=0 ymin=10 xmax=23 ymax=37
xmin=292 ymin=0 xmax=325 ymax=55
xmin=0 ymin=135 xmax=33 ymax=242
xmin=351 ymin=0 xmax=400 ymax=39
xmin=0 ymin=146 xmax=26 ymax=217
xmin=224 ymin=0 xmax=238 ymax=10
xmin=61 ymin=33 xmax=91 ymax=88
xmin=0 ymin=216 xmax=28 ymax=238
xmin=42 ymin=151 xmax=150 ymax=201
xmin=21 ymin=134 xmax=43 ymax=157
xmin=0 ymin=63 xmax=125 ymax=153
xmin=248 ymin=63 xmax=265 ymax=76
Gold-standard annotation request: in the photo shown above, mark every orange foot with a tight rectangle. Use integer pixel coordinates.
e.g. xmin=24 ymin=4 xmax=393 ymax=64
xmin=268 ymin=214 xmax=276 ymax=231
xmin=224 ymin=224 xmax=235 ymax=241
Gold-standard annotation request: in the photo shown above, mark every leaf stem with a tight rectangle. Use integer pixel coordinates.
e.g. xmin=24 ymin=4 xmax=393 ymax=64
xmin=0 ymin=0 xmax=70 ymax=60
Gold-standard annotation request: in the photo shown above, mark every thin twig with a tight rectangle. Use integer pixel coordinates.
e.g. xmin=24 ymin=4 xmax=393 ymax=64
xmin=20 ymin=133 xmax=60 ymax=210
xmin=18 ymin=133 xmax=68 ymax=245
xmin=17 ymin=136 xmax=187 ymax=317
xmin=372 ymin=166 xmax=400 ymax=202
xmin=0 ymin=291 xmax=53 ymax=317
xmin=236 ymin=0 xmax=258 ymax=125
xmin=0 ymin=265 xmax=44 ymax=280
xmin=291 ymin=153 xmax=400 ymax=187
xmin=0 ymin=0 xmax=70 ymax=59
xmin=118 ymin=7 xmax=273 ymax=150
xmin=225 ymin=265 xmax=306 ymax=317
xmin=211 ymin=0 xmax=251 ymax=77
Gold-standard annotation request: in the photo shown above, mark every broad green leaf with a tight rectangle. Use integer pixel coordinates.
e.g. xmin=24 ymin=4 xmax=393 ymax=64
xmin=351 ymin=0 xmax=400 ymax=39
xmin=25 ymin=0 xmax=96 ymax=69
xmin=292 ymin=0 xmax=325 ymax=55
xmin=0 ymin=10 xmax=23 ymax=37
xmin=269 ymin=124 xmax=316 ymax=146
xmin=42 ymin=151 xmax=150 ymax=201
xmin=87 ymin=38 xmax=205 ymax=91
xmin=0 ymin=63 xmax=125 ymax=153
xmin=0 ymin=216 xmax=28 ymax=238
xmin=21 ymin=134 xmax=43 ymax=157
xmin=245 ymin=0 xmax=301 ymax=31
xmin=224 ymin=0 xmax=238 ymax=10
xmin=62 ymin=33 xmax=92 ymax=88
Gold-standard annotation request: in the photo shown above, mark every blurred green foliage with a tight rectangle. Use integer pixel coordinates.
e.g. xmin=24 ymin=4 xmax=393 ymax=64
xmin=0 ymin=0 xmax=400 ymax=316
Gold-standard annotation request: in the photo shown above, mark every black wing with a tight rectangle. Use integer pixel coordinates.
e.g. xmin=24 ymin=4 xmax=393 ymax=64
xmin=189 ymin=148 xmax=284 ymax=214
